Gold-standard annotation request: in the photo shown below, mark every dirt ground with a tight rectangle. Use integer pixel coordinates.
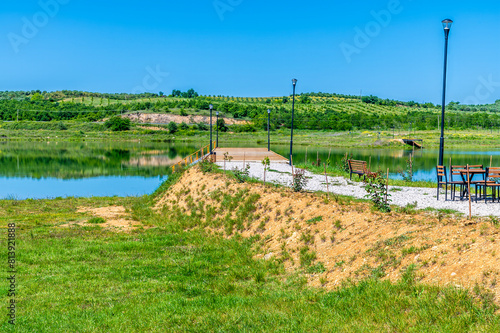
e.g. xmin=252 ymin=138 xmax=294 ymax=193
xmin=60 ymin=206 xmax=142 ymax=232
xmin=122 ymin=113 xmax=249 ymax=125
xmin=155 ymin=167 xmax=500 ymax=304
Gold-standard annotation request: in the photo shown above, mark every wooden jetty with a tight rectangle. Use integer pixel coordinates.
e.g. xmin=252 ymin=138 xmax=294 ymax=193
xmin=213 ymin=147 xmax=289 ymax=163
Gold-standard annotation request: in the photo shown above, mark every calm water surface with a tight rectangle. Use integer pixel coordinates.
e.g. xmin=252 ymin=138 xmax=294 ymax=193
xmin=1 ymin=140 xmax=499 ymax=199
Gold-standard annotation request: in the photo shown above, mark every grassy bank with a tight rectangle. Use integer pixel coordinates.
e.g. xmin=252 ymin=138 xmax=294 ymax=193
xmin=2 ymin=120 xmax=500 ymax=149
xmin=1 ymin=166 xmax=500 ymax=331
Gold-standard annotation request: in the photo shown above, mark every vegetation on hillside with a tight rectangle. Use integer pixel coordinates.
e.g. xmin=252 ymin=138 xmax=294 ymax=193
xmin=1 ymin=90 xmax=500 ymax=132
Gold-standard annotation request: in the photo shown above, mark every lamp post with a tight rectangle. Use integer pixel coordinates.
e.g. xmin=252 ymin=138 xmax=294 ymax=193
xmin=267 ymin=109 xmax=271 ymax=151
xmin=438 ymin=19 xmax=453 ymax=166
xmin=289 ymin=79 xmax=297 ymax=165
xmin=209 ymin=104 xmax=213 ymax=154
xmin=216 ymin=111 xmax=219 ymax=148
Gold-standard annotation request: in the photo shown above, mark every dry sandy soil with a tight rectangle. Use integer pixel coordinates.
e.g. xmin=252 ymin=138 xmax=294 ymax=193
xmin=155 ymin=167 xmax=500 ymax=304
xmin=122 ymin=113 xmax=249 ymax=125
xmin=60 ymin=206 xmax=142 ymax=232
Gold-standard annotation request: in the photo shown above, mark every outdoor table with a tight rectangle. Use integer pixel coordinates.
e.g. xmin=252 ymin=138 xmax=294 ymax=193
xmin=455 ymin=169 xmax=486 ymax=200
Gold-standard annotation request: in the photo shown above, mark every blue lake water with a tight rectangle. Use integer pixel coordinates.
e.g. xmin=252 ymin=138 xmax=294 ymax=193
xmin=1 ymin=140 xmax=499 ymax=199
xmin=0 ymin=176 xmax=166 ymax=200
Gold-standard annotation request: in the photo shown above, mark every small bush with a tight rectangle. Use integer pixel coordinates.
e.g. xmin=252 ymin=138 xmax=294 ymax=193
xmin=292 ymin=169 xmax=308 ymax=192
xmin=87 ymin=217 xmax=105 ymax=224
xmin=104 ymin=116 xmax=131 ymax=131
xmin=232 ymin=164 xmax=250 ymax=183
xmin=338 ymin=152 xmax=352 ymax=172
xmin=168 ymin=121 xmax=178 ymax=134
xmin=57 ymin=122 xmax=68 ymax=130
xmin=364 ymin=172 xmax=391 ymax=212
xmin=199 ymin=159 xmax=215 ymax=173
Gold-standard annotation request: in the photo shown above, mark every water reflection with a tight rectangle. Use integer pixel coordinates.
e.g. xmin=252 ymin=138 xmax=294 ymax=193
xmin=1 ymin=140 xmax=499 ymax=198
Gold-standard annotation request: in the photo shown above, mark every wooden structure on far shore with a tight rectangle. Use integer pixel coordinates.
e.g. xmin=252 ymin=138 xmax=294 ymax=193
xmin=403 ymin=139 xmax=423 ymax=149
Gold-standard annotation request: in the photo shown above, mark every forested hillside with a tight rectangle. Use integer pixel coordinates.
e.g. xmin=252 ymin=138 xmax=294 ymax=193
xmin=1 ymin=90 xmax=499 ymax=132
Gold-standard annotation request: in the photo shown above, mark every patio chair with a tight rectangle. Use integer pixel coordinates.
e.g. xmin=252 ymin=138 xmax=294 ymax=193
xmin=478 ymin=167 xmax=500 ymax=203
xmin=436 ymin=165 xmax=448 ymax=201
xmin=450 ymin=165 xmax=467 ymax=200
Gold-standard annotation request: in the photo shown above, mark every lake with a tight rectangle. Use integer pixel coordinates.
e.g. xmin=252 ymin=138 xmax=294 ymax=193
xmin=1 ymin=140 xmax=499 ymax=199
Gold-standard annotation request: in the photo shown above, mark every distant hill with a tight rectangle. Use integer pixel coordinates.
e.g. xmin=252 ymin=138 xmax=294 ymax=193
xmin=1 ymin=90 xmax=499 ymax=132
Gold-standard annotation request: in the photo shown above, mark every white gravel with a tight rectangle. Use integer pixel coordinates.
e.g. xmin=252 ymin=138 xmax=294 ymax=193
xmin=217 ymin=161 xmax=500 ymax=218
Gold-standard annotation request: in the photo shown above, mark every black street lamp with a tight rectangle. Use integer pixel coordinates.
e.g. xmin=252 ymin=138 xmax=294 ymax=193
xmin=438 ymin=18 xmax=453 ymax=166
xmin=209 ymin=104 xmax=213 ymax=154
xmin=289 ymin=79 xmax=297 ymax=165
xmin=216 ymin=111 xmax=219 ymax=148
xmin=267 ymin=109 xmax=271 ymax=151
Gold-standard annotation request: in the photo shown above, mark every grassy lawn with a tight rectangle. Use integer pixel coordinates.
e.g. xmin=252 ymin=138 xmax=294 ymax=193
xmin=1 ymin=170 xmax=499 ymax=332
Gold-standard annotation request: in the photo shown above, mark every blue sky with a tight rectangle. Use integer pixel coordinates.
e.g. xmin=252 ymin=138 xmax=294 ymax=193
xmin=1 ymin=0 xmax=499 ymax=104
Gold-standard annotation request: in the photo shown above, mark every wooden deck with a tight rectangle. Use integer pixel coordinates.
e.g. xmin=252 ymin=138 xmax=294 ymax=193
xmin=213 ymin=148 xmax=288 ymax=163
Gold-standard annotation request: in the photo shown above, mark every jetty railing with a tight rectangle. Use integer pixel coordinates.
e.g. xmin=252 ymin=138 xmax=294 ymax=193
xmin=171 ymin=141 xmax=216 ymax=173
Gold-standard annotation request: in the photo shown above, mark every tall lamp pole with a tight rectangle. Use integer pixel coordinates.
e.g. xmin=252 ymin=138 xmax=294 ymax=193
xmin=216 ymin=111 xmax=219 ymax=148
xmin=209 ymin=104 xmax=213 ymax=154
xmin=267 ymin=109 xmax=271 ymax=151
xmin=289 ymin=79 xmax=297 ymax=165
xmin=438 ymin=19 xmax=453 ymax=166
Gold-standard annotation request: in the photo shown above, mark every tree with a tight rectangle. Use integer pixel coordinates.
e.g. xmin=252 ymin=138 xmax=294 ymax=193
xmin=104 ymin=116 xmax=131 ymax=131
xmin=217 ymin=118 xmax=228 ymax=132
xmin=179 ymin=122 xmax=189 ymax=130
xmin=168 ymin=121 xmax=178 ymax=134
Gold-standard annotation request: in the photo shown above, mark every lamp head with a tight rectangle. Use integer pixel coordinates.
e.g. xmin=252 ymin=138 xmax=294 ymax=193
xmin=216 ymin=111 xmax=219 ymax=116
xmin=292 ymin=79 xmax=297 ymax=86
xmin=267 ymin=109 xmax=270 ymax=114
xmin=209 ymin=104 xmax=213 ymax=110
xmin=442 ymin=19 xmax=453 ymax=30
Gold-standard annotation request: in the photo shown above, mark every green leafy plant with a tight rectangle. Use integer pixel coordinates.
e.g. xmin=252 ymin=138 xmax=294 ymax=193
xmin=292 ymin=169 xmax=308 ymax=192
xmin=232 ymin=164 xmax=250 ymax=183
xmin=364 ymin=172 xmax=391 ymax=212
xmin=223 ymin=152 xmax=233 ymax=173
xmin=262 ymin=156 xmax=270 ymax=184
xmin=398 ymin=155 xmax=413 ymax=182
xmin=168 ymin=121 xmax=178 ymax=134
xmin=338 ymin=152 xmax=352 ymax=172
xmin=199 ymin=158 xmax=215 ymax=173
xmin=87 ymin=217 xmax=105 ymax=224
xmin=104 ymin=116 xmax=131 ymax=131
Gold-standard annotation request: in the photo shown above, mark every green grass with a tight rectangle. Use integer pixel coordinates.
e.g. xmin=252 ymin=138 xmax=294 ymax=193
xmin=0 ymin=169 xmax=499 ymax=331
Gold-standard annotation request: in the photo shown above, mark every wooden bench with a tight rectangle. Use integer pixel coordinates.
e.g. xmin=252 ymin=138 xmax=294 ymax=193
xmin=348 ymin=159 xmax=372 ymax=180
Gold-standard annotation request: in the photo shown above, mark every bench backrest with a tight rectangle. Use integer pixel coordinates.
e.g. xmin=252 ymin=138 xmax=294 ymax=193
xmin=348 ymin=159 xmax=367 ymax=172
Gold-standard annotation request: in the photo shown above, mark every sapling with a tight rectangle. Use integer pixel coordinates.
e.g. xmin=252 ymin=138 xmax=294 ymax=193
xmin=262 ymin=156 xmax=270 ymax=184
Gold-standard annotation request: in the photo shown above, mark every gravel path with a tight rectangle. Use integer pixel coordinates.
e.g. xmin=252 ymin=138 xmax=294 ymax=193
xmin=217 ymin=161 xmax=500 ymax=218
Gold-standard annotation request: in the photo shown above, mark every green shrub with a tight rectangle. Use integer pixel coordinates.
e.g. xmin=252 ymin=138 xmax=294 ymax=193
xmin=104 ymin=116 xmax=131 ymax=131
xmin=168 ymin=121 xmax=178 ymax=134
xmin=87 ymin=217 xmax=105 ymax=224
